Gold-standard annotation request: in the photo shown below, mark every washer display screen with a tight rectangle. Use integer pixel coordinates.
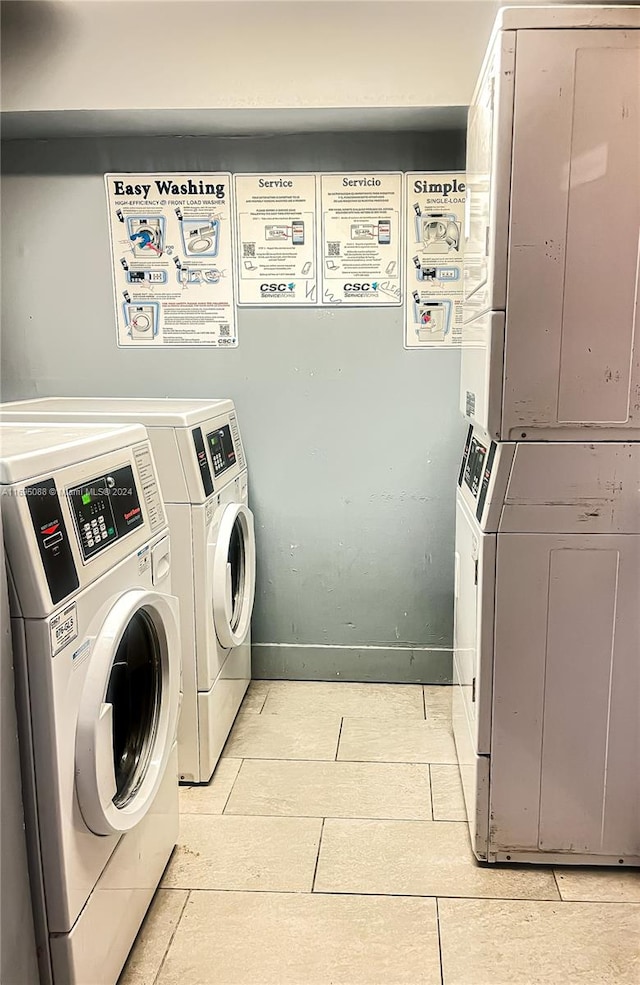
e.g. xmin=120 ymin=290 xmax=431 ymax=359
xmin=68 ymin=464 xmax=143 ymax=561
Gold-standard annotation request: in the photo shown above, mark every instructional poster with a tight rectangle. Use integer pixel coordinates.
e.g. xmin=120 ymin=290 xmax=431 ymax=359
xmin=105 ymin=172 xmax=236 ymax=347
xmin=233 ymin=173 xmax=318 ymax=305
xmin=404 ymin=172 xmax=466 ymax=348
xmin=320 ymin=173 xmax=402 ymax=305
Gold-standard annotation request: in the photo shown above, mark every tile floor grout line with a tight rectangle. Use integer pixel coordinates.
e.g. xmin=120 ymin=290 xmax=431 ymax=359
xmin=221 ymin=759 xmax=245 ymax=815
xmin=221 ymin=757 xmax=457 ymax=766
xmin=428 ymin=764 xmax=435 ymax=821
xmin=163 ymin=887 xmax=585 ymax=903
xmin=308 ymin=889 xmax=582 ymax=903
xmin=151 ymin=889 xmax=191 ymax=985
xmin=256 ymin=680 xmax=272 ymax=714
xmin=232 ymin=713 xmax=434 ymax=721
xmin=311 ymin=817 xmax=326 ymax=892
xmin=218 ymin=812 xmax=434 ymax=822
xmin=257 ymin=686 xmax=272 ymax=716
xmin=180 ymin=811 xmax=468 ymax=823
xmin=552 ymin=868 xmax=563 ymax=901
xmin=435 ymin=897 xmax=445 ymax=985
xmin=334 ymin=717 xmax=344 ymax=761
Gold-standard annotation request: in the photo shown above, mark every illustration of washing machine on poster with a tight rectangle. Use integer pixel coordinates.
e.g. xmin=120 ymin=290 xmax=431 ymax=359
xmin=412 ymin=294 xmax=452 ymax=342
xmin=123 ymin=302 xmax=160 ymax=341
xmin=414 ymin=211 xmax=461 ymax=253
xmin=175 ymin=208 xmax=220 ymax=258
xmin=126 ymin=217 xmax=166 ymax=258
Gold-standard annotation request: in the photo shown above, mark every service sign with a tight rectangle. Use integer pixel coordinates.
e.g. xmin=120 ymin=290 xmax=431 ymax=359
xmin=105 ymin=173 xmax=237 ymax=347
xmin=320 ymin=173 xmax=403 ymax=306
xmin=234 ymin=173 xmax=318 ymax=305
xmin=404 ymin=172 xmax=466 ymax=348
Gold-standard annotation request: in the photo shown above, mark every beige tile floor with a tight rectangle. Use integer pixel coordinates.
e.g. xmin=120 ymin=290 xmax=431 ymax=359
xmin=120 ymin=681 xmax=640 ymax=985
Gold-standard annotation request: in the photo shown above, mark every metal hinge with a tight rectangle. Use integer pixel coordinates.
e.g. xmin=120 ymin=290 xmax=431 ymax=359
xmin=474 ymin=559 xmax=479 ymax=585
xmin=472 ymin=677 xmax=477 ymax=703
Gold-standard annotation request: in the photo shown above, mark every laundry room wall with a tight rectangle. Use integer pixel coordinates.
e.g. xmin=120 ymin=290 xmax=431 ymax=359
xmin=1 ymin=0 xmax=499 ymax=118
xmin=1 ymin=131 xmax=466 ymax=682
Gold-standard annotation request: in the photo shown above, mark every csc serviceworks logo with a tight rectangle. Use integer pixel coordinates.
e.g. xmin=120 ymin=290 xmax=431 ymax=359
xmin=260 ymin=283 xmax=295 ymax=293
xmin=344 ymin=282 xmax=378 ymax=293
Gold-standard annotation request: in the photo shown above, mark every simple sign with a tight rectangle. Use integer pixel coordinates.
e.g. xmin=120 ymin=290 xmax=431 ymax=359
xmin=404 ymin=172 xmax=466 ymax=348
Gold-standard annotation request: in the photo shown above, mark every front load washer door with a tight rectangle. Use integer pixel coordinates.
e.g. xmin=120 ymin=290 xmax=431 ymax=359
xmin=210 ymin=502 xmax=256 ymax=651
xmin=75 ymin=589 xmax=180 ymax=836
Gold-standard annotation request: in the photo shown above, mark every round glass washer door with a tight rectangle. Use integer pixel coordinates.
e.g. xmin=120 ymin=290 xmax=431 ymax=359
xmin=210 ymin=502 xmax=256 ymax=650
xmin=75 ymin=589 xmax=180 ymax=836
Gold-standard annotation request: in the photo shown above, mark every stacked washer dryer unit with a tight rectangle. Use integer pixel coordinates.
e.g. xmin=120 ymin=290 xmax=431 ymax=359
xmin=0 ymin=423 xmax=181 ymax=984
xmin=0 ymin=399 xmax=256 ymax=784
xmin=455 ymin=6 xmax=640 ymax=866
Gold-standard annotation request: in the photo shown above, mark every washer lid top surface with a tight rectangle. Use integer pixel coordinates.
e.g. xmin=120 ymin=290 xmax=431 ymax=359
xmin=0 ymin=422 xmax=146 ymax=484
xmin=1 ymin=396 xmax=235 ymax=428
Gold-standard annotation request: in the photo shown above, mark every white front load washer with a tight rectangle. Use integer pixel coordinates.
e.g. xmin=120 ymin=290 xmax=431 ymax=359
xmin=453 ymin=425 xmax=640 ymax=866
xmin=0 ymin=423 xmax=181 ymax=985
xmin=0 ymin=399 xmax=256 ymax=784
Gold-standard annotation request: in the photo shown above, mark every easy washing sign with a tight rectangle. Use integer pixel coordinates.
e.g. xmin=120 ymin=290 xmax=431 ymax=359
xmin=105 ymin=172 xmax=237 ymax=348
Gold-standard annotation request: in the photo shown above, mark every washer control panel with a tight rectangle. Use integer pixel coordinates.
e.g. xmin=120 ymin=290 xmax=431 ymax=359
xmin=68 ymin=464 xmax=144 ymax=561
xmin=207 ymin=424 xmax=236 ymax=478
xmin=464 ymin=436 xmax=487 ymax=498
xmin=26 ymin=478 xmax=79 ymax=604
xmin=457 ymin=423 xmax=503 ymax=529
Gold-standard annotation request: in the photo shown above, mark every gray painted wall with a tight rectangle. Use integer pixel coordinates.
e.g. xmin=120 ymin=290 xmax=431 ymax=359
xmin=1 ymin=132 xmax=466 ymax=681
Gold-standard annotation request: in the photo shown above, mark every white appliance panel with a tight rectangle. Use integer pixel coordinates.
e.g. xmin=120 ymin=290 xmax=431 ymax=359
xmin=462 ymin=30 xmax=515 ymax=319
xmin=459 ymin=311 xmax=505 ymax=438
xmin=454 ymin=495 xmax=495 ymax=754
xmin=503 ymin=28 xmax=640 ymax=437
xmin=462 ymin=19 xmax=640 ymax=439
xmin=197 ymin=640 xmax=251 ymax=779
xmin=452 ymin=665 xmax=490 ymax=860
xmin=491 ymin=533 xmax=640 ymax=860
